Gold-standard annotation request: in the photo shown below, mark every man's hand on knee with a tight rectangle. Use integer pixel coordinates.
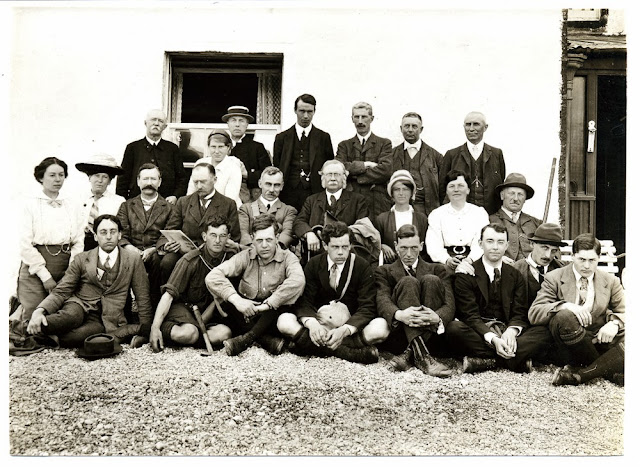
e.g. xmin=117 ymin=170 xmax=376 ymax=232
xmin=561 ymin=302 xmax=592 ymax=327
xmin=26 ymin=308 xmax=47 ymax=335
xmin=305 ymin=319 xmax=328 ymax=346
xmin=325 ymin=326 xmax=350 ymax=350
xmin=596 ymin=321 xmax=619 ymax=344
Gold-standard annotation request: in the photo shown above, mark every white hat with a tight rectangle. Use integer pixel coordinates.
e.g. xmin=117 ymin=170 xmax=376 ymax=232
xmin=387 ymin=170 xmax=417 ymax=199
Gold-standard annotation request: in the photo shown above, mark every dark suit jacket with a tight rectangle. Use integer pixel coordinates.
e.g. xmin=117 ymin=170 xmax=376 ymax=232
xmin=158 ymin=191 xmax=240 ymax=249
xmin=116 ymin=138 xmax=187 ymax=199
xmin=117 ymin=195 xmax=174 ymax=250
xmin=391 ymin=141 xmax=443 ymax=217
xmin=373 ymin=210 xmax=428 ymax=249
xmin=513 ymin=257 xmax=565 ymax=308
xmin=440 ymin=143 xmax=506 ymax=215
xmin=231 ymin=135 xmax=271 ymax=189
xmin=293 ymin=190 xmax=370 ymax=239
xmin=38 ymin=247 xmax=152 ymax=335
xmin=238 ymin=198 xmax=298 ymax=247
xmin=273 ymin=125 xmax=334 ymax=194
xmin=489 ymin=209 xmax=542 ymax=260
xmin=336 ymin=133 xmax=393 ymax=188
xmin=375 ymin=258 xmax=455 ymax=328
xmin=296 ymin=252 xmax=376 ymax=330
xmin=455 ymin=259 xmax=529 ymax=337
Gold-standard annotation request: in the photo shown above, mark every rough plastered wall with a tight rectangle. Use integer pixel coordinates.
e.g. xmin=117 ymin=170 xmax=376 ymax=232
xmin=5 ymin=3 xmax=563 ymax=287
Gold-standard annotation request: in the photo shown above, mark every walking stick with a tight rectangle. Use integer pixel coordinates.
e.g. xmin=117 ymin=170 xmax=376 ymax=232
xmin=543 ymin=157 xmax=557 ymax=223
xmin=192 ymin=304 xmax=215 ymax=357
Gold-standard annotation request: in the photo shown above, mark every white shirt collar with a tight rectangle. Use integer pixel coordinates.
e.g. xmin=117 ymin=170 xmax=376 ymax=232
xmin=482 ymin=256 xmax=502 ymax=281
xmin=466 ymin=140 xmax=485 ymax=156
xmin=403 ymin=258 xmax=420 ymax=273
xmin=357 ymin=131 xmax=372 ymax=143
xmin=146 ymin=136 xmax=161 ymax=146
xmin=231 ymin=134 xmax=245 ymax=147
xmin=390 ymin=204 xmax=414 ymax=213
xmin=326 ymin=189 xmax=343 ymax=203
xmin=327 ymin=256 xmax=346 ymax=275
xmin=572 ymin=265 xmax=594 ymax=284
xmin=525 ymin=253 xmax=548 ymax=275
xmin=501 ymin=206 xmax=521 ymax=222
xmin=259 ymin=196 xmax=278 ymax=208
xmin=202 ymin=190 xmax=216 ymax=202
xmin=98 ymin=247 xmax=119 ymax=266
xmin=403 ymin=140 xmax=422 ymax=151
xmin=295 ymin=123 xmax=313 ymax=139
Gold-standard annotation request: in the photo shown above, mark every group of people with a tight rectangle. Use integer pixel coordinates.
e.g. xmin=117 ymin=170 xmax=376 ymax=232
xmin=13 ymin=94 xmax=625 ymax=387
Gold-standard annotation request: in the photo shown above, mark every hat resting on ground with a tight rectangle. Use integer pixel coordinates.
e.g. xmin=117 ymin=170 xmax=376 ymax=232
xmin=387 ymin=170 xmax=417 ymax=199
xmin=221 ymin=105 xmax=255 ymax=123
xmin=75 ymin=333 xmax=123 ymax=360
xmin=76 ymin=153 xmax=124 ymax=178
xmin=495 ymin=173 xmax=535 ymax=199
xmin=528 ymin=223 xmax=568 ymax=247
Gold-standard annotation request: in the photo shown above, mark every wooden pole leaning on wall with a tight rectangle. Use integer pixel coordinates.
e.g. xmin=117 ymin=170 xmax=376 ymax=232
xmin=543 ymin=157 xmax=557 ymax=223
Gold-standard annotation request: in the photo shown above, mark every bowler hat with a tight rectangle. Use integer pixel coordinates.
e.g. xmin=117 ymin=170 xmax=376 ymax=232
xmin=528 ymin=223 xmax=568 ymax=247
xmin=387 ymin=170 xmax=417 ymax=199
xmin=75 ymin=333 xmax=123 ymax=360
xmin=221 ymin=105 xmax=255 ymax=123
xmin=495 ymin=173 xmax=535 ymax=199
xmin=76 ymin=153 xmax=124 ymax=178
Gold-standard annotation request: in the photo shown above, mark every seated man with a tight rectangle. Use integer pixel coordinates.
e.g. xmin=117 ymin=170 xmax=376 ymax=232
xmin=375 ymin=224 xmax=455 ymax=377
xmin=513 ymin=223 xmax=566 ymax=308
xmin=205 ymin=214 xmax=305 ymax=356
xmin=117 ymin=163 xmax=174 ymax=307
xmin=293 ymin=159 xmax=370 ymax=255
xmin=277 ymin=222 xmax=387 ymax=364
xmin=489 ymin=173 xmax=541 ymax=263
xmin=529 ymin=233 xmax=624 ymax=386
xmin=149 ymin=217 xmax=238 ymax=352
xmin=26 ymin=215 xmax=152 ymax=347
xmin=238 ymin=166 xmax=298 ymax=249
xmin=446 ymin=223 xmax=552 ymax=373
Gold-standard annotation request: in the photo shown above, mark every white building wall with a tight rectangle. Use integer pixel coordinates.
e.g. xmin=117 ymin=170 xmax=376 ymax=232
xmin=5 ymin=3 xmax=563 ymax=285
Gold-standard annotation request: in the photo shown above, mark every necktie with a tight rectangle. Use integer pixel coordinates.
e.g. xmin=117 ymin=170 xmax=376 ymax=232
xmin=579 ymin=277 xmax=588 ymax=305
xmin=407 ymin=147 xmax=418 ymax=158
xmin=407 ymin=266 xmax=416 ymax=277
xmin=537 ymin=266 xmax=545 ymax=284
xmin=329 ymin=195 xmax=337 ymax=209
xmin=493 ymin=268 xmax=501 ymax=291
xmin=266 ymin=203 xmax=271 ymax=211
xmin=361 ymin=138 xmax=366 ymax=148
xmin=104 ymin=255 xmax=111 ymax=270
xmin=329 ymin=264 xmax=339 ymax=291
xmin=87 ymin=195 xmax=102 ymax=233
xmin=511 ymin=211 xmax=517 ymax=222
xmin=300 ymin=130 xmax=307 ymax=143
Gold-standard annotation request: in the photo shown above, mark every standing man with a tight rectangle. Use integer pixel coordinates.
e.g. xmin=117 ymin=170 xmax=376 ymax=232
xmin=293 ymin=160 xmax=370 ymax=255
xmin=238 ymin=166 xmax=298 ymax=248
xmin=223 ymin=105 xmax=271 ymax=202
xmin=117 ymin=163 xmax=174 ymax=307
xmin=157 ymin=163 xmax=240 ymax=282
xmin=277 ymin=222 xmax=387 ymax=364
xmin=336 ymin=102 xmax=393 ymax=217
xmin=206 ymin=214 xmax=305 ymax=356
xmin=529 ymin=234 xmax=624 ymax=386
xmin=440 ymin=112 xmax=506 ymax=215
xmin=512 ymin=223 xmax=567 ymax=308
xmin=391 ymin=112 xmax=443 ymax=217
xmin=446 ymin=223 xmax=552 ymax=373
xmin=489 ymin=173 xmax=541 ymax=263
xmin=26 ymin=215 xmax=152 ymax=348
xmin=273 ymin=94 xmax=334 ymax=211
xmin=76 ymin=154 xmax=126 ymax=251
xmin=375 ymin=224 xmax=455 ymax=377
xmin=117 ymin=109 xmax=187 ymax=203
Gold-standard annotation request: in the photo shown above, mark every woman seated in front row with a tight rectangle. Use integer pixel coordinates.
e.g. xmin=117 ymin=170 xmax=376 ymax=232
xmin=426 ymin=169 xmax=489 ymax=273
xmin=374 ymin=170 xmax=428 ymax=264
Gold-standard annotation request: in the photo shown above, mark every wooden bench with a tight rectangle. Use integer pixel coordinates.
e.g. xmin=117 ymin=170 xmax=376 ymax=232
xmin=559 ymin=239 xmax=620 ymax=275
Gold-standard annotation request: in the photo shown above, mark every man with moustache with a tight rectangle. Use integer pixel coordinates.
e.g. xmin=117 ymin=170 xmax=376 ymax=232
xmin=117 ymin=109 xmax=187 ymax=204
xmin=336 ymin=102 xmax=393 ymax=217
xmin=440 ymin=111 xmax=506 ymax=215
xmin=26 ymin=215 xmax=152 ymax=348
xmin=489 ymin=173 xmax=541 ymax=263
xmin=117 ymin=163 xmax=174 ymax=307
xmin=273 ymin=94 xmax=334 ymax=211
xmin=390 ymin=112 xmax=443 ymax=217
xmin=238 ymin=166 xmax=298 ymax=249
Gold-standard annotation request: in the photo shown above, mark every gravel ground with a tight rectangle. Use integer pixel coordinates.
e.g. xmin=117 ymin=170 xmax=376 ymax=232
xmin=9 ymin=345 xmax=624 ymax=456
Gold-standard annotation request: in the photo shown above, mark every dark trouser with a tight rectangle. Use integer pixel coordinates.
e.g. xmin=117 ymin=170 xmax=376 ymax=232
xmin=445 ymin=321 xmax=553 ymax=372
xmin=549 ymin=309 xmax=625 ymax=366
xmin=348 ymin=183 xmax=392 ymax=219
xmin=226 ymin=304 xmax=287 ymax=338
xmin=159 ymin=252 xmax=182 ymax=285
xmin=144 ymin=251 xmax=163 ymax=308
xmin=281 ymin=183 xmax=312 ymax=213
xmin=43 ymin=302 xmax=106 ymax=348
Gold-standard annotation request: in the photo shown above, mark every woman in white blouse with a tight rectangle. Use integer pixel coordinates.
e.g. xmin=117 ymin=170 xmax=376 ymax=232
xmin=18 ymin=157 xmax=84 ymax=319
xmin=426 ymin=169 xmax=489 ymax=272
xmin=187 ymin=130 xmax=245 ymax=208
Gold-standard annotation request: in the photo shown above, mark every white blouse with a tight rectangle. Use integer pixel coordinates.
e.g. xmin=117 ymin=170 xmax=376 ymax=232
xmin=20 ymin=190 xmax=84 ymax=282
xmin=426 ymin=202 xmax=489 ymax=264
xmin=187 ymin=155 xmax=245 ymax=208
xmin=391 ymin=205 xmax=414 ymax=231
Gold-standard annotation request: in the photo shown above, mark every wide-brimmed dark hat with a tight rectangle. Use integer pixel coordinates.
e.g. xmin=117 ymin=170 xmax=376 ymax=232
xmin=75 ymin=333 xmax=123 ymax=360
xmin=221 ymin=105 xmax=255 ymax=123
xmin=76 ymin=153 xmax=124 ymax=178
xmin=528 ymin=223 xmax=568 ymax=246
xmin=495 ymin=173 xmax=534 ymax=199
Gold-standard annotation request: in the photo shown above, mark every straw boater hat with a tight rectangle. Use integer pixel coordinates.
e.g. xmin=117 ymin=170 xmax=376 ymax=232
xmin=221 ymin=105 xmax=255 ymax=123
xmin=75 ymin=153 xmax=124 ymax=178
xmin=494 ymin=173 xmax=535 ymax=199
xmin=387 ymin=170 xmax=417 ymax=199
xmin=75 ymin=334 xmax=123 ymax=360
xmin=528 ymin=223 xmax=568 ymax=247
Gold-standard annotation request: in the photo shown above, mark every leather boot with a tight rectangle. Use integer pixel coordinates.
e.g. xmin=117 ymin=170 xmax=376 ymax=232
xmin=462 ymin=356 xmax=497 ymax=374
xmin=331 ymin=345 xmax=379 ymax=364
xmin=414 ymin=352 xmax=454 ymax=378
xmin=223 ymin=331 xmax=256 ymax=356
xmin=257 ymin=334 xmax=286 ymax=356
xmin=289 ymin=328 xmax=323 ymax=356
xmin=389 ymin=347 xmax=413 ymax=372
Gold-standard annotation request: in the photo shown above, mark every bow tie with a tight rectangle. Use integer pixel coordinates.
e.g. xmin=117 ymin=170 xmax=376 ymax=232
xmin=47 ymin=199 xmax=63 ymax=208
xmin=142 ymin=199 xmax=155 ymax=207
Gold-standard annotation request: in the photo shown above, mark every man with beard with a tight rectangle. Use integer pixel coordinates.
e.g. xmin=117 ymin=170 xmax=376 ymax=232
xmin=117 ymin=163 xmax=174 ymax=307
